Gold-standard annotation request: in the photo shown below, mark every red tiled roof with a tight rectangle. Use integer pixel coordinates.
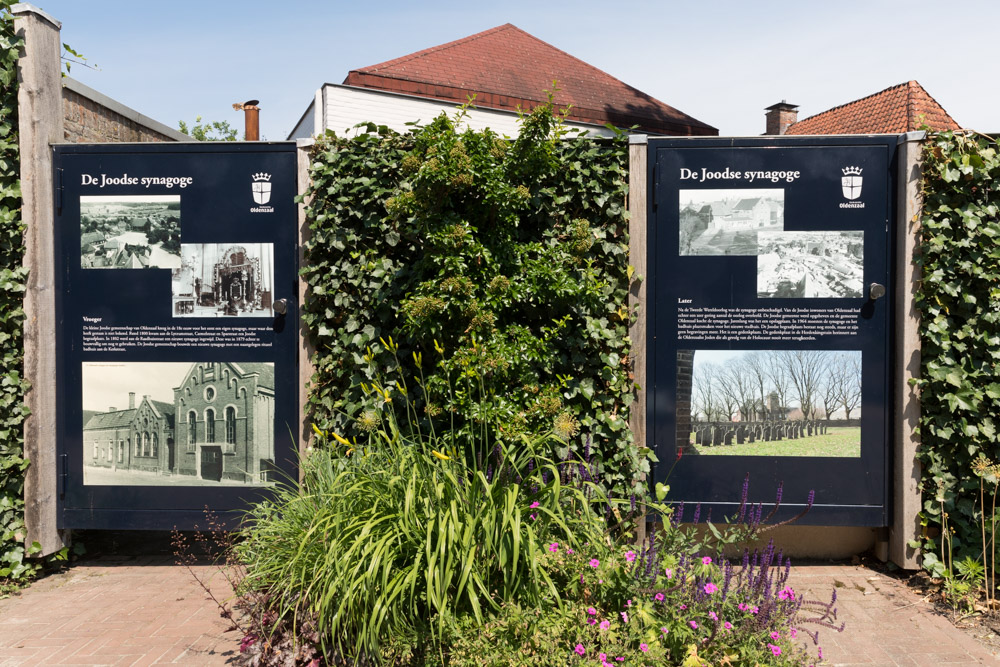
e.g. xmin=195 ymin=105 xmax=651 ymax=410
xmin=785 ymin=81 xmax=960 ymax=135
xmin=343 ymin=24 xmax=717 ymax=136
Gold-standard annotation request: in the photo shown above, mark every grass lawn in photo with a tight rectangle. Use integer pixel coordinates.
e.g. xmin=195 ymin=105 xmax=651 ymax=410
xmin=691 ymin=426 xmax=860 ymax=457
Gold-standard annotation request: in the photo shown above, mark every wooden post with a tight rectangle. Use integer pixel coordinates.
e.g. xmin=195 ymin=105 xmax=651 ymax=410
xmin=296 ymin=138 xmax=316 ymax=475
xmin=889 ymin=131 xmax=925 ymax=569
xmin=13 ymin=3 xmax=66 ymax=556
xmin=628 ymin=135 xmax=648 ymax=545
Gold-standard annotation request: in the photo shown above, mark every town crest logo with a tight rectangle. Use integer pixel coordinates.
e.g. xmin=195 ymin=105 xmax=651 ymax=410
xmin=251 ymin=172 xmax=272 ymax=205
xmin=841 ymin=166 xmax=863 ymax=200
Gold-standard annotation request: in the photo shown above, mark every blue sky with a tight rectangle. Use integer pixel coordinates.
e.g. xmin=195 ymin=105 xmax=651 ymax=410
xmin=33 ymin=0 xmax=997 ymax=140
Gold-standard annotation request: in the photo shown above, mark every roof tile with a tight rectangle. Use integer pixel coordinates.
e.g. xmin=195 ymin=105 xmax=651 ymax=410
xmin=344 ymin=24 xmax=716 ymax=136
xmin=785 ymin=81 xmax=960 ymax=135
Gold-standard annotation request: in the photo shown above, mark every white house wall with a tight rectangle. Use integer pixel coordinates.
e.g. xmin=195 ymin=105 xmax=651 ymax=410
xmin=288 ymin=84 xmax=616 ymax=139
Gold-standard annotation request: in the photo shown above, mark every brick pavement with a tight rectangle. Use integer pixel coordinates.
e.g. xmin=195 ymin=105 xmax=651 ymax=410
xmin=1 ymin=555 xmax=998 ymax=666
xmin=790 ymin=563 xmax=1000 ymax=666
xmin=0 ymin=554 xmax=239 ymax=666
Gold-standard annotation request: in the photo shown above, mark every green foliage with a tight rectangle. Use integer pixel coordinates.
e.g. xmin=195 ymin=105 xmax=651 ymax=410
xmin=300 ymin=104 xmax=644 ymax=503
xmin=236 ymin=402 xmax=605 ymax=661
xmin=178 ymin=115 xmax=239 ymax=141
xmin=0 ymin=1 xmax=38 ymax=585
xmin=916 ymin=130 xmax=1000 ymax=570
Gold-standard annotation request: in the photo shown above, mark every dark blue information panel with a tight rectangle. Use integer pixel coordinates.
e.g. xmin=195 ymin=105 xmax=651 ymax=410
xmin=648 ymin=136 xmax=896 ymax=525
xmin=53 ymin=142 xmax=299 ymax=530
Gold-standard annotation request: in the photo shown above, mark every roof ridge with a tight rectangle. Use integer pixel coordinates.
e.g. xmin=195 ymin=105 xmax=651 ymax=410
xmin=791 ymin=80 xmax=911 ymax=126
xmin=355 ymin=23 xmax=516 ymax=74
xmin=905 ymin=80 xmax=958 ymax=130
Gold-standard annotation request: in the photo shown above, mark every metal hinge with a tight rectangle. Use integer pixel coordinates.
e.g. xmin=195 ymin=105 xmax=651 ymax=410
xmin=55 ymin=167 xmax=64 ymax=212
xmin=59 ymin=453 xmax=68 ymax=498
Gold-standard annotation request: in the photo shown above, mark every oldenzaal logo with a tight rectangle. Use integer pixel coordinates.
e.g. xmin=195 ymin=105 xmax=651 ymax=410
xmin=251 ymin=172 xmax=274 ymax=213
xmin=839 ymin=166 xmax=864 ymax=209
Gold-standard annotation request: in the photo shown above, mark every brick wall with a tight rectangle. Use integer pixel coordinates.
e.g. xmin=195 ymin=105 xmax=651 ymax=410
xmin=61 ymin=77 xmax=190 ymax=144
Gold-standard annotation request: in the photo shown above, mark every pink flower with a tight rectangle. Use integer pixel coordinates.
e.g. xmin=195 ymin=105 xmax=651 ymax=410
xmin=778 ymin=585 xmax=796 ymax=600
xmin=654 ymin=592 xmax=665 ymax=602
xmin=664 ymin=567 xmax=673 ymax=579
xmin=574 ymin=643 xmax=585 ymax=656
xmin=529 ymin=513 xmax=537 ymax=520
xmin=625 ymin=550 xmax=636 ymax=562
xmin=724 ymin=621 xmax=733 ymax=630
xmin=679 ymin=604 xmax=687 ymax=610
xmin=620 ymin=611 xmax=629 ymax=623
xmin=587 ymin=606 xmax=597 ymax=616
xmin=625 ymin=599 xmax=632 ymax=608
xmin=701 ymin=556 xmax=712 ymax=565
xmin=750 ymin=605 xmax=759 ymax=614
xmin=818 ymin=647 xmax=823 ymax=660
xmin=589 ymin=559 xmax=600 ymax=568
xmin=661 ymin=626 xmax=669 ymax=635
xmin=616 ymin=659 xmax=624 ymax=663
xmin=770 ymin=631 xmax=781 ymax=641
xmin=738 ymin=603 xmax=747 ymax=611
xmin=600 ymin=620 xmax=610 ymax=630
xmin=704 ymin=582 xmax=719 ymax=594
xmin=708 ymin=611 xmax=718 ymax=621
xmin=599 ymin=654 xmax=607 ymax=662
xmin=548 ymin=542 xmax=559 ymax=552
xmin=689 ymin=620 xmax=698 ymax=629
xmin=639 ymin=643 xmax=649 ymax=653
xmin=790 ymin=628 xmax=798 ymax=638
xmin=529 ymin=501 xmax=540 ymax=509
xmin=587 ymin=618 xmax=596 ymax=625
xmin=567 ymin=548 xmax=574 ymax=554
xmin=768 ymin=644 xmax=782 ymax=657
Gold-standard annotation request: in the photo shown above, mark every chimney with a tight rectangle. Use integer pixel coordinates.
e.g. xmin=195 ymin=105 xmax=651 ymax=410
xmin=233 ymin=100 xmax=260 ymax=140
xmin=129 ymin=392 xmax=136 ymax=409
xmin=764 ymin=101 xmax=799 ymax=135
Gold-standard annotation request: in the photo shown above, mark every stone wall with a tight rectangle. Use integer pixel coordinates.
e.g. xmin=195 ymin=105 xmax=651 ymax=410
xmin=61 ymin=77 xmax=189 ymax=144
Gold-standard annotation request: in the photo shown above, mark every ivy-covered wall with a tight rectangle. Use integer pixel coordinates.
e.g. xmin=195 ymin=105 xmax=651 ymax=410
xmin=916 ymin=130 xmax=1000 ymax=569
xmin=301 ymin=107 xmax=647 ymax=501
xmin=0 ymin=0 xmax=35 ymax=580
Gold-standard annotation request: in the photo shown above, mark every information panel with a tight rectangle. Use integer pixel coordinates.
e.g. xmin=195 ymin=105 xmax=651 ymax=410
xmin=54 ymin=143 xmax=299 ymax=530
xmin=648 ymin=136 xmax=896 ymax=525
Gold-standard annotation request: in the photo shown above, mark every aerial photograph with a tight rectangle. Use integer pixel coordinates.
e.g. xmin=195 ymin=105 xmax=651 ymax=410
xmin=79 ymin=195 xmax=182 ymax=269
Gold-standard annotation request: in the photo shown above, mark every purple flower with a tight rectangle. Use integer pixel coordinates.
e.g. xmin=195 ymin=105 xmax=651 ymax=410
xmin=574 ymin=644 xmax=585 ymax=656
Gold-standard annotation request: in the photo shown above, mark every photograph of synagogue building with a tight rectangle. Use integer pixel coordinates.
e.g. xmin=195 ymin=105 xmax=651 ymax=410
xmin=83 ymin=361 xmax=275 ymax=486
xmin=678 ymin=189 xmax=784 ymax=256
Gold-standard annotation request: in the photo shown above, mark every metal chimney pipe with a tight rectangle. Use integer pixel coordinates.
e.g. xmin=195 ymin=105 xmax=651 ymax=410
xmin=232 ymin=99 xmax=260 ymax=141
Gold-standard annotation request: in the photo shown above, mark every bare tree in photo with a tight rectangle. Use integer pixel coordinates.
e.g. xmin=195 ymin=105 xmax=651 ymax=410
xmin=765 ymin=350 xmax=793 ymax=420
xmin=832 ymin=352 xmax=863 ymax=420
xmin=784 ymin=350 xmax=828 ymax=420
xmin=744 ymin=351 xmax=771 ymax=422
xmin=721 ymin=357 xmax=758 ymax=422
xmin=693 ymin=362 xmax=721 ymax=422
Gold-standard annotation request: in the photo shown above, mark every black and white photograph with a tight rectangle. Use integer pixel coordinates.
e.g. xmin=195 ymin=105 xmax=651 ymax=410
xmin=756 ymin=231 xmax=864 ymax=298
xmin=677 ymin=349 xmax=861 ymax=458
xmin=171 ymin=243 xmax=274 ymax=317
xmin=679 ymin=188 xmax=784 ymax=256
xmin=82 ymin=362 xmax=276 ymax=486
xmin=80 ymin=195 xmax=182 ymax=269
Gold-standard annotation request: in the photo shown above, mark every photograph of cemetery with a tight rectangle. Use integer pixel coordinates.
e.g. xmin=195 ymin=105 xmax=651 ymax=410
xmin=679 ymin=188 xmax=784 ymax=255
xmin=82 ymin=361 xmax=276 ymax=486
xmin=171 ymin=243 xmax=274 ymax=317
xmin=80 ymin=195 xmax=181 ymax=269
xmin=678 ymin=349 xmax=861 ymax=457
xmin=756 ymin=231 xmax=864 ymax=298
